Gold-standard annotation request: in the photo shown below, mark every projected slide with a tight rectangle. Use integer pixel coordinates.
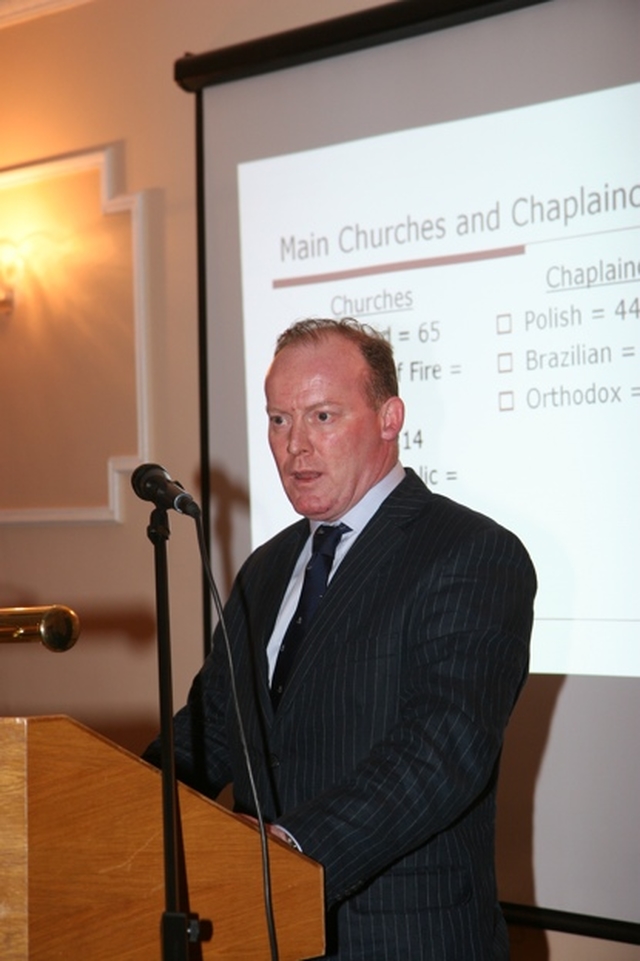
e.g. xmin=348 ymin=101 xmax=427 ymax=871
xmin=238 ymin=82 xmax=640 ymax=677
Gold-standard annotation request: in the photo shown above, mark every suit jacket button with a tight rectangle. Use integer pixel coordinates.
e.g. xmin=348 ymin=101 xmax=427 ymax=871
xmin=269 ymin=753 xmax=280 ymax=768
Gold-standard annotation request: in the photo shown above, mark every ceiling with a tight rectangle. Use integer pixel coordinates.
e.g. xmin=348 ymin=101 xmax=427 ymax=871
xmin=0 ymin=0 xmax=95 ymax=29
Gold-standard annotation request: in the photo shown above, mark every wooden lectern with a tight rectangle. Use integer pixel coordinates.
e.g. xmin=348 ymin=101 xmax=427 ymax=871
xmin=0 ymin=716 xmax=325 ymax=961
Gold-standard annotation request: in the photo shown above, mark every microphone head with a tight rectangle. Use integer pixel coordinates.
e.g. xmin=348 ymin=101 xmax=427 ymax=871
xmin=131 ymin=463 xmax=171 ymax=502
xmin=131 ymin=463 xmax=200 ymax=516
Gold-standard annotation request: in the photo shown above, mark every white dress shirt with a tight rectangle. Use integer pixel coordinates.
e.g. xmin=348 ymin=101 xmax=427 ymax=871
xmin=266 ymin=461 xmax=406 ymax=682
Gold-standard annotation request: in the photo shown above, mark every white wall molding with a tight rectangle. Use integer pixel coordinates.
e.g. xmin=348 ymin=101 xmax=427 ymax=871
xmin=0 ymin=146 xmax=151 ymax=525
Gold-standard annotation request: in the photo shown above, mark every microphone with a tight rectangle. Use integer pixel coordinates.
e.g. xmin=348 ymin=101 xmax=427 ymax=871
xmin=131 ymin=463 xmax=201 ymax=517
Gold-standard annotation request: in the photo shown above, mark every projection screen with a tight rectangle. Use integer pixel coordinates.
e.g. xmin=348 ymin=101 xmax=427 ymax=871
xmin=176 ymin=0 xmax=640 ymax=938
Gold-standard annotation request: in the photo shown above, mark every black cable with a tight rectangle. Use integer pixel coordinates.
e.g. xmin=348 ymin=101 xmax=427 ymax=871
xmin=191 ymin=511 xmax=280 ymax=961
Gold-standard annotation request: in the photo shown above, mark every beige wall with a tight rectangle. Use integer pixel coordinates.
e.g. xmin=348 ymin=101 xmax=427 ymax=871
xmin=1 ymin=3 xmax=637 ymax=959
xmin=0 ymin=0 xmax=384 ymax=749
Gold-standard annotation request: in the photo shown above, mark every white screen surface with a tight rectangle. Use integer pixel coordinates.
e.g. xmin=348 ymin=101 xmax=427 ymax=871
xmin=238 ymin=81 xmax=640 ymax=678
xmin=199 ymin=0 xmax=640 ymax=928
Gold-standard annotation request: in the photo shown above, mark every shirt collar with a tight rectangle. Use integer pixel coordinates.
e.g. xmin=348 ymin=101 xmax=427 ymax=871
xmin=309 ymin=461 xmax=405 ymax=538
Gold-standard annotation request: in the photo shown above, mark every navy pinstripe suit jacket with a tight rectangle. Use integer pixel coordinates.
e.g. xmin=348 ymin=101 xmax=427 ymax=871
xmin=157 ymin=468 xmax=536 ymax=960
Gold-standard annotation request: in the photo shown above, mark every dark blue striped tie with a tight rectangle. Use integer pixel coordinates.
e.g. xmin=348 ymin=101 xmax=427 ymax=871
xmin=271 ymin=523 xmax=349 ymax=710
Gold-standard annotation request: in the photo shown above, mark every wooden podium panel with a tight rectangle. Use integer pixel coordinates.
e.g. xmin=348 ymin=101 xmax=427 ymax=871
xmin=0 ymin=716 xmax=325 ymax=961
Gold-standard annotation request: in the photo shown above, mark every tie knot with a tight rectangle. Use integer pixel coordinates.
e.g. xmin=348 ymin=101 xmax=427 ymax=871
xmin=312 ymin=522 xmax=349 ymax=559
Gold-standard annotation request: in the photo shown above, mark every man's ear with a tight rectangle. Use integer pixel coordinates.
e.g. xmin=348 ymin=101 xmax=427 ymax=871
xmin=380 ymin=396 xmax=405 ymax=440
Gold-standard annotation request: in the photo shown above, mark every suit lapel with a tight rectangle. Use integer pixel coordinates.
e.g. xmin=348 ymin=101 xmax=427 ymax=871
xmin=245 ymin=519 xmax=309 ymax=716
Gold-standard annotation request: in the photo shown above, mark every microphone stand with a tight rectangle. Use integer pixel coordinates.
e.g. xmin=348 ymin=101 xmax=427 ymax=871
xmin=146 ymin=505 xmax=201 ymax=960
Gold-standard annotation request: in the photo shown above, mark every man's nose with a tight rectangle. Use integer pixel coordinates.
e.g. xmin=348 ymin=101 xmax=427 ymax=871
xmin=287 ymin=420 xmax=311 ymax=455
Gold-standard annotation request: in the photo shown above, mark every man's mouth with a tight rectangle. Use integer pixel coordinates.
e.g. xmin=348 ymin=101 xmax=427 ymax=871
xmin=291 ymin=470 xmax=321 ymax=483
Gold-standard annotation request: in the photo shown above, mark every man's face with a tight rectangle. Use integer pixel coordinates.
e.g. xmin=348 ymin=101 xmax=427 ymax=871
xmin=265 ymin=335 xmax=404 ymax=522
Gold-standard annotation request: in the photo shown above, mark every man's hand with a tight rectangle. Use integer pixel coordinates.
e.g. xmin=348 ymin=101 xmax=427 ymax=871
xmin=235 ymin=814 xmax=300 ymax=849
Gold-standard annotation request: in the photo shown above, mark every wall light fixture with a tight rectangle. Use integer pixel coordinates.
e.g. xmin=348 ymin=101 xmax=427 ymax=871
xmin=0 ymin=241 xmax=23 ymax=318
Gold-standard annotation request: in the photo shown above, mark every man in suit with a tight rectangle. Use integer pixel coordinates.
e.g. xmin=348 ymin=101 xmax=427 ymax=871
xmin=147 ymin=318 xmax=536 ymax=959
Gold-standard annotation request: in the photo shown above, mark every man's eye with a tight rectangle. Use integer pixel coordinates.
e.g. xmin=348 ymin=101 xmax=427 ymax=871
xmin=317 ymin=411 xmax=331 ymax=422
xmin=270 ymin=415 xmax=285 ymax=426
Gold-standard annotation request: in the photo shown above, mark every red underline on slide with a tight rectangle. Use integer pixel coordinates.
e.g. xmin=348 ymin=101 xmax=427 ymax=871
xmin=272 ymin=244 xmax=526 ymax=289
